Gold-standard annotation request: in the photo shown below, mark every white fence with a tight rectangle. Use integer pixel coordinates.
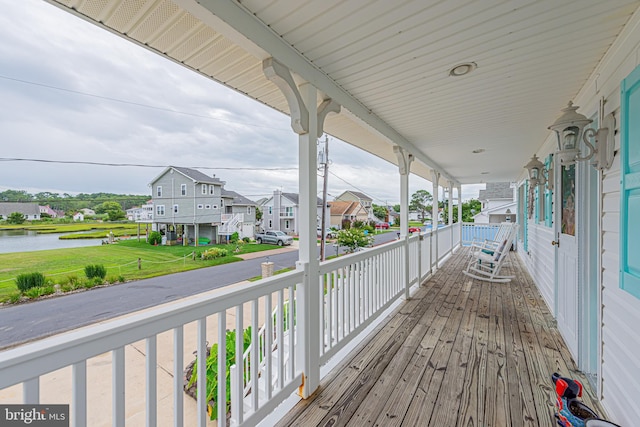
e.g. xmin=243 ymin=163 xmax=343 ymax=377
xmin=0 ymin=225 xmax=462 ymax=427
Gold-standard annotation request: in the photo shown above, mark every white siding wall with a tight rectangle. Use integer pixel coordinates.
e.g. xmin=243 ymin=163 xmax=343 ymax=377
xmin=520 ymin=10 xmax=640 ymax=425
xmin=519 ymin=224 xmax=555 ymax=311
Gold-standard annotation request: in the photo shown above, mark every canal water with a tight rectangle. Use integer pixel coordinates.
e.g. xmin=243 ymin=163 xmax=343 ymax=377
xmin=0 ymin=230 xmax=103 ymax=254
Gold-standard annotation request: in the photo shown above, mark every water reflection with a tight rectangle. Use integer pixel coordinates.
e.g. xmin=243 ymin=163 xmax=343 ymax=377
xmin=0 ymin=229 xmax=102 ymax=254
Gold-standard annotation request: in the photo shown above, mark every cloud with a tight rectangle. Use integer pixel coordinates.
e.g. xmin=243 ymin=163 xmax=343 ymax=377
xmin=0 ymin=0 xmax=482 ymax=204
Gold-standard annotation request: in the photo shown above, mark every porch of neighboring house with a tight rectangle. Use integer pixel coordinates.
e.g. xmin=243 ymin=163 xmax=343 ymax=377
xmin=277 ymin=248 xmax=602 ymax=427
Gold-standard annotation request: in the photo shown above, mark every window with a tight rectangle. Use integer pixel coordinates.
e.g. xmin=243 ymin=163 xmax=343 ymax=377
xmin=209 ymin=185 xmax=215 ymax=195
xmin=205 ymin=204 xmax=211 ymax=209
xmin=157 ymin=186 xmax=162 ymax=197
xmin=268 ymin=220 xmax=272 ymax=228
xmin=202 ymin=184 xmax=207 ymax=195
xmin=181 ymin=184 xmax=187 ymax=196
xmin=247 ymin=206 xmax=252 ymax=214
xmin=268 ymin=206 xmax=272 ymax=215
xmin=212 ymin=205 xmax=218 ymax=209
xmin=285 ymin=220 xmax=290 ymax=229
xmin=173 ymin=205 xmax=179 ymax=214
xmin=156 ymin=205 xmax=165 ymax=216
xmin=197 ymin=204 xmax=204 ymax=209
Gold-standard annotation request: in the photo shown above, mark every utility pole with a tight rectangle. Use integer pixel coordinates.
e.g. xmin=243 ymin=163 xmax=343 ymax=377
xmin=320 ymin=135 xmax=329 ymax=261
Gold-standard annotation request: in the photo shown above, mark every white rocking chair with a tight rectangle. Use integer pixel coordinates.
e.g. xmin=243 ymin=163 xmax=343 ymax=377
xmin=463 ymin=224 xmax=519 ymax=283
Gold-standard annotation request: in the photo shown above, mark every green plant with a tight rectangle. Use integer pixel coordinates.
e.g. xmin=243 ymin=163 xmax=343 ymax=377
xmin=230 ymin=232 xmax=240 ymax=243
xmin=24 ymin=286 xmax=46 ymax=299
xmin=15 ymin=272 xmax=46 ymax=292
xmin=148 ymin=231 xmax=162 ymax=245
xmin=201 ymin=248 xmax=228 ymax=260
xmin=187 ymin=327 xmax=252 ymax=420
xmin=8 ymin=291 xmax=22 ymax=304
xmin=118 ymin=275 xmax=125 ymax=283
xmin=242 ymin=237 xmax=250 ymax=243
xmin=336 ymin=228 xmax=374 ymax=253
xmin=60 ymin=283 xmax=74 ymax=293
xmin=84 ymin=264 xmax=107 ymax=280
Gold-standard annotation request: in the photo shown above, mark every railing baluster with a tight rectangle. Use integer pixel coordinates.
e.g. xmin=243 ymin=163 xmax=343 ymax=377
xmin=234 ymin=305 xmax=244 ymax=425
xmin=264 ymin=294 xmax=272 ymax=400
xmin=72 ymin=361 xmax=86 ymax=427
xmin=112 ymin=347 xmax=125 ymax=427
xmin=23 ymin=377 xmax=39 ymax=404
xmin=277 ymin=290 xmax=284 ymax=389
xmin=319 ymin=274 xmax=326 ymax=353
xmin=196 ymin=319 xmax=206 ymax=427
xmin=146 ymin=336 xmax=157 ymax=427
xmin=288 ymin=285 xmax=294 ymax=380
xmin=218 ymin=311 xmax=226 ymax=425
xmin=251 ymin=299 xmax=259 ymax=412
xmin=327 ymin=271 xmax=333 ymax=350
xmin=173 ymin=327 xmax=183 ymax=427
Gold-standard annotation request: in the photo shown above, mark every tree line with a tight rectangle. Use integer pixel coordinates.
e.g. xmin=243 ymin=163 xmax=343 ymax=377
xmin=370 ymin=189 xmax=481 ymax=223
xmin=0 ymin=189 xmax=150 ymax=212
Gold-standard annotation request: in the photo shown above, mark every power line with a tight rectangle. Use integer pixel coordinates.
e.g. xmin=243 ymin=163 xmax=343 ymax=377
xmin=0 ymin=74 xmax=292 ymax=132
xmin=0 ymin=158 xmax=298 ymax=171
xmin=328 ymin=170 xmax=389 ymax=206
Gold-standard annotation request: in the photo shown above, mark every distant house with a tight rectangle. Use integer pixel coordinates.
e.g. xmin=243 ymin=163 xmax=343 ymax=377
xmin=39 ymin=205 xmax=59 ymax=218
xmin=472 ymin=182 xmax=517 ymax=224
xmin=335 ymin=190 xmax=374 ymax=219
xmin=149 ymin=166 xmax=256 ymax=244
xmin=126 ymin=201 xmax=154 ymax=222
xmin=260 ymin=190 xmax=329 ymax=235
xmin=80 ymin=208 xmax=96 ymax=216
xmin=0 ymin=202 xmax=41 ymax=221
xmin=73 ymin=212 xmax=85 ymax=222
xmin=329 ymin=200 xmax=369 ymax=229
xmin=220 ymin=189 xmax=257 ymax=240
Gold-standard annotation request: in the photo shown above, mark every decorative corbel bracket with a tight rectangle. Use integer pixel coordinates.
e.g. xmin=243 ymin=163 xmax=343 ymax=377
xmin=263 ymin=57 xmax=309 ymax=135
xmin=316 ymin=98 xmax=341 ymax=138
xmin=393 ymin=146 xmax=414 ymax=176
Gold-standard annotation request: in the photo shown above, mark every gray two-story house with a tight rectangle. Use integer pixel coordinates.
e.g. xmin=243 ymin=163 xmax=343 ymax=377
xmin=149 ymin=166 xmax=224 ymax=245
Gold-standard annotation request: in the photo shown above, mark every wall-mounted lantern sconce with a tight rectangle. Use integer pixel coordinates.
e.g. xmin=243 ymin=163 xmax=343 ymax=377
xmin=547 ymin=101 xmax=615 ymax=170
xmin=524 ymin=154 xmax=554 ymax=191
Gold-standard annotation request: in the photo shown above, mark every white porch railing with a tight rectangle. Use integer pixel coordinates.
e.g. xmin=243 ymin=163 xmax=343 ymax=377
xmin=0 ymin=225 xmax=462 ymax=427
xmin=220 ymin=213 xmax=244 ymax=235
xmin=460 ymin=222 xmax=504 ymax=246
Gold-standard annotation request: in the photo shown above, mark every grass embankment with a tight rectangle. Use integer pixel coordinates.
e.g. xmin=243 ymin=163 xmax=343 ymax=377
xmin=0 ymin=240 xmax=278 ymax=300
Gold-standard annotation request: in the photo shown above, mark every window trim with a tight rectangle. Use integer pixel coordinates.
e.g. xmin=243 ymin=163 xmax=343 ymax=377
xmin=156 ymin=205 xmax=165 ymax=216
xmin=157 ymin=186 xmax=162 ymax=197
xmin=181 ymin=184 xmax=187 ymax=196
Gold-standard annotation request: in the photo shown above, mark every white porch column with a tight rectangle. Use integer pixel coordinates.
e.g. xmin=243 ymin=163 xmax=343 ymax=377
xmin=457 ymin=184 xmax=463 ymax=244
xmin=431 ymin=170 xmax=440 ymax=270
xmin=263 ymin=58 xmax=340 ymax=399
xmin=394 ymin=147 xmax=414 ymax=298
xmin=448 ymin=181 xmax=454 ymax=251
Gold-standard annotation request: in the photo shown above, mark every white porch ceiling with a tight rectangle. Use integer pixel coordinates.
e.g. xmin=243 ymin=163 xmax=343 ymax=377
xmin=46 ymin=0 xmax=640 ymax=186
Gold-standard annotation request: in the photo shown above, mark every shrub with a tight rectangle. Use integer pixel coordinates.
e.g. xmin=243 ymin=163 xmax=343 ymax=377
xmin=242 ymin=237 xmax=251 ymax=243
xmin=16 ymin=272 xmax=46 ymax=292
xmin=8 ymin=291 xmax=22 ymax=304
xmin=201 ymin=248 xmax=228 ymax=260
xmin=85 ymin=264 xmax=107 ymax=280
xmin=148 ymin=231 xmax=162 ymax=245
xmin=118 ymin=275 xmax=126 ymax=283
xmin=24 ymin=287 xmax=46 ymax=299
xmin=230 ymin=232 xmax=239 ymax=243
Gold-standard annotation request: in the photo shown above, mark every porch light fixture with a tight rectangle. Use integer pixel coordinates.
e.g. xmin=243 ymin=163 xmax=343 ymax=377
xmin=547 ymin=101 xmax=615 ymax=170
xmin=524 ymin=154 xmax=553 ymax=191
xmin=449 ymin=62 xmax=477 ymax=77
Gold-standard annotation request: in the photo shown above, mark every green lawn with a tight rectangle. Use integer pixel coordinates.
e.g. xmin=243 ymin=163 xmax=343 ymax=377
xmin=0 ymin=240 xmax=278 ymax=299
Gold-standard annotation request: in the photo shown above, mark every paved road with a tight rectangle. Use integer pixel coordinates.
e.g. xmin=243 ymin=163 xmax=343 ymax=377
xmin=0 ymin=232 xmax=399 ymax=349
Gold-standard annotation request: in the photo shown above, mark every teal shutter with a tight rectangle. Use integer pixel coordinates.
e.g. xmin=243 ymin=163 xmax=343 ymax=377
xmin=620 ymin=65 xmax=640 ymax=299
xmin=545 ymin=155 xmax=553 ymax=227
xmin=534 ymin=185 xmax=539 ymax=222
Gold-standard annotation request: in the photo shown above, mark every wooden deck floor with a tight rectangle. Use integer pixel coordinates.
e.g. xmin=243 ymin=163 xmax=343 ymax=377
xmin=276 ymin=248 xmax=603 ymax=427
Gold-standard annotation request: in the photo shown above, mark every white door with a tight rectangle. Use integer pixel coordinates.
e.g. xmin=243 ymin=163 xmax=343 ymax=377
xmin=554 ymin=162 xmax=579 ymax=357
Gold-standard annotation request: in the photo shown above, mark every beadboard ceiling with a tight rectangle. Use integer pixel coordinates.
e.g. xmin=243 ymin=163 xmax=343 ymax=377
xmin=46 ymin=0 xmax=640 ymax=185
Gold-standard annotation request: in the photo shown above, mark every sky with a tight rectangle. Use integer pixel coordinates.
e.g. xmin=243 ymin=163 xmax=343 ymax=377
xmin=0 ymin=0 xmax=483 ymax=205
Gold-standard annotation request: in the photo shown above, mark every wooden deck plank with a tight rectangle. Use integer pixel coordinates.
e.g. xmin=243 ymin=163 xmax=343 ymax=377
xmin=277 ymin=248 xmax=602 ymax=427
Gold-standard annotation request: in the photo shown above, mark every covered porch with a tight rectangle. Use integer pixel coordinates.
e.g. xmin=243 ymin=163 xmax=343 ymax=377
xmin=3 ymin=0 xmax=640 ymax=426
